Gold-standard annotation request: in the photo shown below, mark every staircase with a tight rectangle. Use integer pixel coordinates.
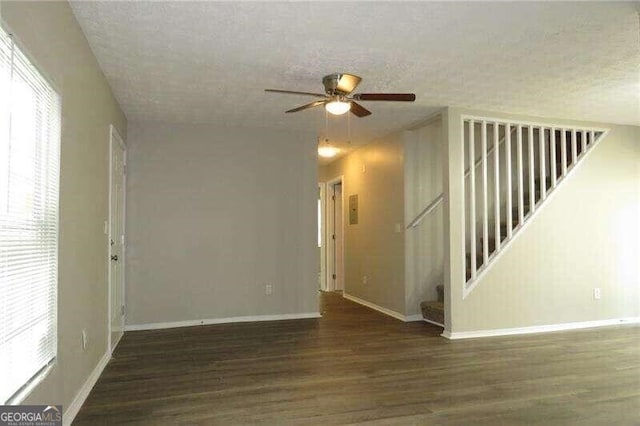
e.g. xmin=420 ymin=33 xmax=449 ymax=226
xmin=419 ymin=118 xmax=607 ymax=326
xmin=421 ymin=284 xmax=444 ymax=326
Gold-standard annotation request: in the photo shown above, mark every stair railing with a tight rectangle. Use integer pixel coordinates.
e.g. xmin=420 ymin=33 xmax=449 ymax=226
xmin=462 ymin=116 xmax=607 ymax=294
xmin=407 ymin=126 xmax=516 ymax=229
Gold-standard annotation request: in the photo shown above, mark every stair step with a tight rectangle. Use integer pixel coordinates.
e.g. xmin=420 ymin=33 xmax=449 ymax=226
xmin=420 ymin=301 xmax=444 ymax=325
xmin=535 ymin=176 xmax=553 ymax=191
xmin=479 ymin=234 xmax=505 ymax=251
xmin=436 ymin=284 xmax=444 ymax=303
xmin=500 ymin=223 xmax=511 ymax=235
xmin=512 ymin=205 xmax=531 ymax=219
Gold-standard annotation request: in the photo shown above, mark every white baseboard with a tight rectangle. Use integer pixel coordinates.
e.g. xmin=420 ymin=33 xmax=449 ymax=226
xmin=343 ymin=292 xmax=415 ymax=322
xmin=405 ymin=314 xmax=424 ymax=322
xmin=63 ymin=350 xmax=111 ymax=426
xmin=423 ymin=318 xmax=445 ymax=328
xmin=442 ymin=317 xmax=640 ymax=340
xmin=125 ymin=312 xmax=322 ymax=331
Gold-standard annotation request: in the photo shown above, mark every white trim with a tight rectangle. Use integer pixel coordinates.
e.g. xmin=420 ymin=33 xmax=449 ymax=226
xmin=481 ymin=120 xmax=489 ymax=266
xmin=7 ymin=363 xmax=55 ymax=405
xmin=468 ymin=119 xmax=477 ymax=279
xmin=442 ymin=317 xmax=640 ymax=340
xmin=107 ymin=125 xmax=127 ymax=353
xmin=125 ymin=312 xmax=322 ymax=331
xmin=343 ymin=292 xmax=411 ymax=322
xmin=63 ymin=350 xmax=111 ymax=426
xmin=324 ymin=175 xmax=344 ymax=292
xmin=460 ymin=114 xmax=609 ymax=133
xmin=110 ymin=332 xmax=123 ymax=353
xmin=318 ymin=182 xmax=327 ymax=291
xmin=423 ymin=318 xmax=444 ymax=328
xmin=405 ymin=314 xmax=424 ymax=322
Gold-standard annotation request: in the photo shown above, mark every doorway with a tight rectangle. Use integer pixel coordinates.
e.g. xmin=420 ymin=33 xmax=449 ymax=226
xmin=108 ymin=125 xmax=126 ymax=352
xmin=326 ymin=177 xmax=344 ymax=292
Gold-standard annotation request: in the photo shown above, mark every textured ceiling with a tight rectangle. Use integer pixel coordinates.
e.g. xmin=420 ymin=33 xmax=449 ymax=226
xmin=69 ymin=1 xmax=639 ymax=144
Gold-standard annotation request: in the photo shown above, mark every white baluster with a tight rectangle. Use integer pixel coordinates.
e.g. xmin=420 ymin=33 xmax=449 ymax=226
xmin=493 ymin=123 xmax=500 ymax=252
xmin=539 ymin=127 xmax=546 ymax=200
xmin=571 ymin=129 xmax=577 ymax=166
xmin=517 ymin=124 xmax=524 ymax=223
xmin=481 ymin=121 xmax=489 ymax=266
xmin=528 ymin=126 xmax=535 ymax=211
xmin=550 ymin=127 xmax=557 ymax=188
xmin=561 ymin=129 xmax=567 ymax=177
xmin=505 ymin=123 xmax=513 ymax=239
xmin=468 ymin=120 xmax=476 ymax=280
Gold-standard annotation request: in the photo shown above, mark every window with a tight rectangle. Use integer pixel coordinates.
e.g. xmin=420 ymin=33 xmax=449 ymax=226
xmin=0 ymin=26 xmax=61 ymax=403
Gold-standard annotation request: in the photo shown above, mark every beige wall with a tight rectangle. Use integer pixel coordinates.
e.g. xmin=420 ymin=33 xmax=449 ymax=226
xmin=2 ymin=0 xmax=127 ymax=410
xmin=444 ymin=108 xmax=640 ymax=334
xmin=404 ymin=118 xmax=445 ymax=316
xmin=125 ymin=122 xmax=319 ymax=326
xmin=320 ymin=135 xmax=406 ymax=316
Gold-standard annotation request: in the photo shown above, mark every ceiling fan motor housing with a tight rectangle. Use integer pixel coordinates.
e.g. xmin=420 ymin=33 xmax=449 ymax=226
xmin=322 ymin=74 xmax=341 ymax=95
xmin=323 ymin=73 xmax=358 ymax=96
xmin=265 ymin=73 xmax=414 ymax=117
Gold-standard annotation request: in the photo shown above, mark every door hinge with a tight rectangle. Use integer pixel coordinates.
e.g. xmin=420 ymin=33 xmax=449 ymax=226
xmin=332 ymin=234 xmax=336 ymax=240
xmin=121 ymin=305 xmax=125 ymax=316
xmin=332 ymin=195 xmax=335 ymax=200
xmin=332 ymin=274 xmax=336 ymax=280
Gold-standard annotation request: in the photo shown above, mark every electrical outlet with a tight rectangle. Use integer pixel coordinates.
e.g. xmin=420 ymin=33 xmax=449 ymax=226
xmin=265 ymin=284 xmax=273 ymax=295
xmin=362 ymin=275 xmax=368 ymax=285
xmin=593 ymin=288 xmax=601 ymax=300
xmin=81 ymin=329 xmax=88 ymax=351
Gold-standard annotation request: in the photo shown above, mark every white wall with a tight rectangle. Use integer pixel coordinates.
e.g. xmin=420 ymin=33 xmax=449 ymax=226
xmin=2 ymin=0 xmax=127 ymax=410
xmin=125 ymin=123 xmax=319 ymax=326
xmin=444 ymin=108 xmax=640 ymax=334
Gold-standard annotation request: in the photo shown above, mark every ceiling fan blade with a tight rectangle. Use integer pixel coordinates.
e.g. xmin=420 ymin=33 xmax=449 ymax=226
xmin=265 ymin=89 xmax=327 ymax=98
xmin=352 ymin=93 xmax=416 ymax=102
xmin=286 ymin=100 xmax=328 ymax=113
xmin=349 ymin=101 xmax=372 ymax=117
xmin=335 ymin=74 xmax=362 ymax=95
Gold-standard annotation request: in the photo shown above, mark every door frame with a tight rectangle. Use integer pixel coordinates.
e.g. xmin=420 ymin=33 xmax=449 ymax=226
xmin=318 ymin=183 xmax=327 ymax=291
xmin=325 ymin=176 xmax=344 ymax=292
xmin=107 ymin=124 xmax=127 ymax=353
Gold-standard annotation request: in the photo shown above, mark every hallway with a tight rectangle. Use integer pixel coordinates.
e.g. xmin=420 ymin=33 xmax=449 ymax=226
xmin=75 ymin=292 xmax=640 ymax=425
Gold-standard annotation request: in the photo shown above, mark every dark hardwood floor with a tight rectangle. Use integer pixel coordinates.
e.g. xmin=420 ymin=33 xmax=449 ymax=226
xmin=74 ymin=292 xmax=640 ymax=425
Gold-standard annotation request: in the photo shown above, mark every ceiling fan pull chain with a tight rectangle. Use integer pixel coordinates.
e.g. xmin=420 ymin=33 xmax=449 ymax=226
xmin=347 ymin=110 xmax=351 ymax=144
xmin=325 ymin=108 xmax=329 ymax=141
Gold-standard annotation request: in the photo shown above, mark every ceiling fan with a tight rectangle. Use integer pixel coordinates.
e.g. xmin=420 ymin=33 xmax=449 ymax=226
xmin=265 ymin=73 xmax=416 ymax=117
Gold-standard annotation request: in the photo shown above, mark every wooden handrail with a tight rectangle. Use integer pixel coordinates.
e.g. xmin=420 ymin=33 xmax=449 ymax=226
xmin=407 ymin=126 xmax=516 ymax=229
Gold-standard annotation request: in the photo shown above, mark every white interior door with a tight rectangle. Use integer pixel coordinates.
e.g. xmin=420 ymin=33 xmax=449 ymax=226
xmin=109 ymin=126 xmax=126 ymax=351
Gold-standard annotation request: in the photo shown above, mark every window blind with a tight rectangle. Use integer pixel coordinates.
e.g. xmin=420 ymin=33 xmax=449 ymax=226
xmin=0 ymin=25 xmax=61 ymax=404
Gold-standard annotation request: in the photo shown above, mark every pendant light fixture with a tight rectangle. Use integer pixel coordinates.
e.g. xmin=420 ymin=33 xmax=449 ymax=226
xmin=318 ymin=138 xmax=339 ymax=158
